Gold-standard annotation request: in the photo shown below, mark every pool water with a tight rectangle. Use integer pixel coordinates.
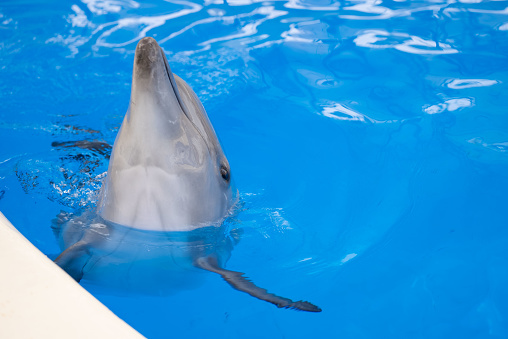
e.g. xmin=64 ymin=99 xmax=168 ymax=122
xmin=1 ymin=0 xmax=508 ymax=337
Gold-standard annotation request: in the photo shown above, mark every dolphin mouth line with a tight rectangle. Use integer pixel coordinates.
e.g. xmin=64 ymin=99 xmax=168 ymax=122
xmin=160 ymin=47 xmax=188 ymax=120
xmin=159 ymin=46 xmax=213 ymax=158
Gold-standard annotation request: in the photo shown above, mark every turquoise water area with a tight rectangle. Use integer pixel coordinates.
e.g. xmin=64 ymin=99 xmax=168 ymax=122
xmin=1 ymin=0 xmax=508 ymax=337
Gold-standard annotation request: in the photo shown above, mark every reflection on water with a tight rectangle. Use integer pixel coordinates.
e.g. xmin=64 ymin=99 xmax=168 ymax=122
xmin=446 ymin=78 xmax=500 ymax=89
xmin=1 ymin=0 xmax=508 ymax=337
xmin=354 ymin=30 xmax=459 ymax=54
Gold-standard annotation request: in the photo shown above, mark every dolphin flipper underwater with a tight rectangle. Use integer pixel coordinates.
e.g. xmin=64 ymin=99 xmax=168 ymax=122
xmin=53 ymin=37 xmax=321 ymax=313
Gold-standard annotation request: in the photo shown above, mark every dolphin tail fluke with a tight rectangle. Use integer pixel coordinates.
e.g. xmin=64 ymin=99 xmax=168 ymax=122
xmin=54 ymin=240 xmax=90 ymax=282
xmin=195 ymin=256 xmax=322 ymax=312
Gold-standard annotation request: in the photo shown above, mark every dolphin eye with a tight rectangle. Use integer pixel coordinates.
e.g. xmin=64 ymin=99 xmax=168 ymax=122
xmin=220 ymin=165 xmax=230 ymax=183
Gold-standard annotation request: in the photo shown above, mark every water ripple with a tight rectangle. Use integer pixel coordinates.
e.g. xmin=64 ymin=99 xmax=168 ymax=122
xmin=424 ymin=98 xmax=474 ymax=114
xmin=321 ymin=102 xmax=376 ymax=123
xmin=159 ymin=5 xmax=287 ymax=53
xmin=354 ymin=29 xmax=458 ymax=55
xmin=82 ymin=0 xmax=140 ymax=15
xmin=446 ymin=78 xmax=500 ymax=89
xmin=93 ymin=1 xmax=202 ymax=49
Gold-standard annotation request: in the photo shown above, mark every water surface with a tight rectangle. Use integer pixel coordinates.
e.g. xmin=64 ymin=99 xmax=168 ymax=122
xmin=1 ymin=0 xmax=508 ymax=338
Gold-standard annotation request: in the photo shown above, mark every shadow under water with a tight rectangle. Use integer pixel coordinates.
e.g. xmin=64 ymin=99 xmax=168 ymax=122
xmin=52 ymin=209 xmax=236 ymax=296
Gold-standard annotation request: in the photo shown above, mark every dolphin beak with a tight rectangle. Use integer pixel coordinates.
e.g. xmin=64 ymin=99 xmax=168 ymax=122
xmin=132 ymin=37 xmax=189 ymax=123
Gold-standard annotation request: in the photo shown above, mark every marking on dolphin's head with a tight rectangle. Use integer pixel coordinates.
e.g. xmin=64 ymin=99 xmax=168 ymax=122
xmin=98 ymin=37 xmax=235 ymax=232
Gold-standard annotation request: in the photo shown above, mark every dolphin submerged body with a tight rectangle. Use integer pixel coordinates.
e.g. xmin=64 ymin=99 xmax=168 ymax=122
xmin=53 ymin=37 xmax=321 ymax=312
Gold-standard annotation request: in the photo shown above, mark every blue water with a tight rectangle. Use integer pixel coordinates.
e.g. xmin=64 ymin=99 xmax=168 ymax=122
xmin=1 ymin=0 xmax=508 ymax=337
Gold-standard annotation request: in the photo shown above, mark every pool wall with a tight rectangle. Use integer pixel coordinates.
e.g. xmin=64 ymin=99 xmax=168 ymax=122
xmin=0 ymin=212 xmax=144 ymax=339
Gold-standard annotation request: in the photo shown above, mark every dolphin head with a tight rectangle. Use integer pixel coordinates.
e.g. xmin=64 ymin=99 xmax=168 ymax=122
xmin=98 ymin=37 xmax=235 ymax=231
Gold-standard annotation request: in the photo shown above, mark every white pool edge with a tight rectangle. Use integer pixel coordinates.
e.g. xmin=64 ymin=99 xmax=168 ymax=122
xmin=0 ymin=211 xmax=145 ymax=339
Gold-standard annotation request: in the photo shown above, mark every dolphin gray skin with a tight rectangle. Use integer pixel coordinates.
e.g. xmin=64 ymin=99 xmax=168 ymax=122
xmin=54 ymin=37 xmax=321 ymax=312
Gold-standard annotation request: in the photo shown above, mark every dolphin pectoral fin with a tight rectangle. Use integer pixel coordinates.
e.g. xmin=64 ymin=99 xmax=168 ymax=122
xmin=54 ymin=240 xmax=90 ymax=282
xmin=195 ymin=256 xmax=322 ymax=312
xmin=51 ymin=210 xmax=72 ymax=239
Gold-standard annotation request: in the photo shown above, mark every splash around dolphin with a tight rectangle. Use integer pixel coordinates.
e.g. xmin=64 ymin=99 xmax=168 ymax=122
xmin=53 ymin=37 xmax=321 ymax=312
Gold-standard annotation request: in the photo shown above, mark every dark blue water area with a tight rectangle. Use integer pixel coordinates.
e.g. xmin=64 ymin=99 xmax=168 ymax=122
xmin=1 ymin=0 xmax=508 ymax=338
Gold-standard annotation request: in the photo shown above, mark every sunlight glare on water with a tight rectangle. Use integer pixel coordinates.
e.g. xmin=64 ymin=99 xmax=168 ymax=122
xmin=1 ymin=0 xmax=508 ymax=337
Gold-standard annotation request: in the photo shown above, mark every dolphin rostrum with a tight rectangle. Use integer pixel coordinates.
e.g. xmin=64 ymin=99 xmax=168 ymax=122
xmin=53 ymin=37 xmax=321 ymax=312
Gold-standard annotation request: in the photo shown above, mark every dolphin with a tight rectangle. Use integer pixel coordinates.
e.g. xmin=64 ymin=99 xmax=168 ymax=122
xmin=53 ymin=37 xmax=321 ymax=312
